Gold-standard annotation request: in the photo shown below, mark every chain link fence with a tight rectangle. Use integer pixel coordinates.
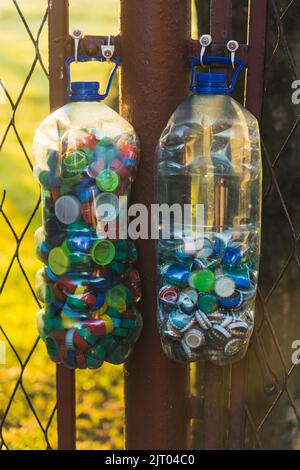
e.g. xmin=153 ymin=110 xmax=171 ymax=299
xmin=245 ymin=0 xmax=300 ymax=449
xmin=0 ymin=0 xmax=123 ymax=450
xmin=0 ymin=0 xmax=55 ymax=450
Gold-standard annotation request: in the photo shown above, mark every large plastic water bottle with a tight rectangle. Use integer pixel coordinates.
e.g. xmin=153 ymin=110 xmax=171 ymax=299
xmin=33 ymin=56 xmax=142 ymax=369
xmin=156 ymin=57 xmax=262 ymax=365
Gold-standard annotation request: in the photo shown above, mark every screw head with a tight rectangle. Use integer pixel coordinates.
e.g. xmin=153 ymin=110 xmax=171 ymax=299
xmin=227 ymin=40 xmax=239 ymax=52
xmin=71 ymin=29 xmax=83 ymax=39
xmin=200 ymin=34 xmax=212 ymax=47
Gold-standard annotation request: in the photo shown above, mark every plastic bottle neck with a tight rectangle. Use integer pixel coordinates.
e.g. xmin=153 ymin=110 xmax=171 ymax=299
xmin=194 ymin=72 xmax=228 ymax=95
xmin=69 ymin=81 xmax=102 ymax=102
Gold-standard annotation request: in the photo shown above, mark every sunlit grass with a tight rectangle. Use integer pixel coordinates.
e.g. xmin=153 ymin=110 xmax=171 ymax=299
xmin=0 ymin=0 xmax=123 ymax=450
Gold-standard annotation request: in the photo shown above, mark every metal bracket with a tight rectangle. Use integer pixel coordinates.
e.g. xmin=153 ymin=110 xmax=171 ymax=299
xmin=227 ymin=40 xmax=239 ymax=68
xmin=101 ymin=35 xmax=115 ymax=61
xmin=71 ymin=29 xmax=84 ymax=63
xmin=199 ymin=34 xmax=212 ymax=67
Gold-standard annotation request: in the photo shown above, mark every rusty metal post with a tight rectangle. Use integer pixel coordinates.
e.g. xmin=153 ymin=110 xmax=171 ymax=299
xmin=48 ymin=0 xmax=76 ymax=450
xmin=245 ymin=0 xmax=268 ymax=122
xmin=120 ymin=0 xmax=191 ymax=450
xmin=228 ymin=0 xmax=268 ymax=450
xmin=201 ymin=0 xmax=233 ymax=451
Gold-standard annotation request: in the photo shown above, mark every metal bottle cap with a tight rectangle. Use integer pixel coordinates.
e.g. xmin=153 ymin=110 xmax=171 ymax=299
xmin=198 ymin=293 xmax=218 ymax=313
xmin=214 ymin=275 xmax=235 ymax=298
xmin=183 ymin=328 xmax=205 ymax=349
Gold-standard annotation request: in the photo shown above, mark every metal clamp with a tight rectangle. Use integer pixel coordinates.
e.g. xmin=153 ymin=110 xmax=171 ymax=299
xmin=101 ymin=35 xmax=115 ymax=61
xmin=199 ymin=34 xmax=212 ymax=67
xmin=227 ymin=40 xmax=239 ymax=69
xmin=71 ymin=29 xmax=84 ymax=63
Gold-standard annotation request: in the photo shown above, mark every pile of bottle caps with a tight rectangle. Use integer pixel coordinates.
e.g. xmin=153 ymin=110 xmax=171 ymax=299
xmin=35 ymin=128 xmax=142 ymax=369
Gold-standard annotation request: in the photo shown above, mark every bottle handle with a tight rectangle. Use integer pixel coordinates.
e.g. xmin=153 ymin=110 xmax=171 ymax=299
xmin=65 ymin=55 xmax=120 ymax=100
xmin=189 ymin=56 xmax=245 ymax=95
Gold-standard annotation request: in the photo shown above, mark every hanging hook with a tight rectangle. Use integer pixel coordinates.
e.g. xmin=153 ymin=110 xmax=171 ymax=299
xmin=71 ymin=28 xmax=84 ymax=63
xmin=101 ymin=35 xmax=115 ymax=62
xmin=227 ymin=40 xmax=239 ymax=69
xmin=199 ymin=34 xmax=212 ymax=67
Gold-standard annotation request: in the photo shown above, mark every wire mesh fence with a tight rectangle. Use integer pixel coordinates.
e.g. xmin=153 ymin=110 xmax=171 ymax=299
xmin=0 ymin=0 xmax=299 ymax=450
xmin=244 ymin=0 xmax=300 ymax=449
xmin=0 ymin=0 xmax=123 ymax=451
xmin=0 ymin=0 xmax=55 ymax=450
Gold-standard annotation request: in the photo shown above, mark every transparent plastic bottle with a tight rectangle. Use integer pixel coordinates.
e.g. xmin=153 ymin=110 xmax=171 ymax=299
xmin=156 ymin=57 xmax=262 ymax=365
xmin=33 ymin=59 xmax=142 ymax=369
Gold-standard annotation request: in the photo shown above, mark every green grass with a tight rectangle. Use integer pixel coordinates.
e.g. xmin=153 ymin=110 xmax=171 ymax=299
xmin=0 ymin=0 xmax=124 ymax=450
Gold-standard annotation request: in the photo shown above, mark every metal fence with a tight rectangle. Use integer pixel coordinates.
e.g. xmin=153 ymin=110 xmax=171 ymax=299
xmin=0 ymin=1 xmax=54 ymax=450
xmin=244 ymin=0 xmax=300 ymax=449
xmin=0 ymin=0 xmax=299 ymax=450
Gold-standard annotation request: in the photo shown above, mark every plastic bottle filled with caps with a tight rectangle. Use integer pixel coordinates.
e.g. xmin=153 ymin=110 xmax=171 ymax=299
xmin=155 ymin=57 xmax=262 ymax=365
xmin=33 ymin=76 xmax=142 ymax=370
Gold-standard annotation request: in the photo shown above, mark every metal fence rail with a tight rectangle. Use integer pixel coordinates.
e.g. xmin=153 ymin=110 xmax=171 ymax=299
xmin=0 ymin=0 xmax=299 ymax=450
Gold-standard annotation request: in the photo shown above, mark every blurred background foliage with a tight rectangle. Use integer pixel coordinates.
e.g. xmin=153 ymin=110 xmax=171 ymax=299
xmin=0 ymin=0 xmax=299 ymax=450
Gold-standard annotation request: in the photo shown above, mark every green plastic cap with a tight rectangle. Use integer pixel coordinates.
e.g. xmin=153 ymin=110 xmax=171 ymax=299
xmin=63 ymin=149 xmax=91 ymax=172
xmin=48 ymin=247 xmax=69 ymax=275
xmin=191 ymin=269 xmax=215 ymax=293
xmin=91 ymin=240 xmax=116 ymax=266
xmin=198 ymin=293 xmax=218 ymax=313
xmin=96 ymin=169 xmax=120 ymax=192
xmin=106 ymin=285 xmax=127 ymax=312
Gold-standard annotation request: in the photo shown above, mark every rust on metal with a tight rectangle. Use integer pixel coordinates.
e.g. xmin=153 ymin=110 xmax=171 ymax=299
xmin=48 ymin=0 xmax=69 ymax=112
xmin=48 ymin=0 xmax=76 ymax=451
xmin=211 ymin=0 xmax=233 ymax=44
xmin=245 ymin=0 xmax=268 ymax=123
xmin=55 ymin=366 xmax=76 ymax=450
xmin=201 ymin=0 xmax=233 ymax=451
xmin=65 ymin=34 xmax=121 ymax=58
xmin=228 ymin=358 xmax=248 ymax=449
xmin=120 ymin=0 xmax=191 ymax=450
xmin=228 ymin=0 xmax=268 ymax=450
xmin=189 ymin=396 xmax=204 ymax=421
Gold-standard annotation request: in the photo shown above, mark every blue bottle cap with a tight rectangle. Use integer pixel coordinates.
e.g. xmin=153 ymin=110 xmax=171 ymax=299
xmin=195 ymin=72 xmax=227 ymax=95
xmin=218 ymin=291 xmax=243 ymax=309
xmin=222 ymin=246 xmax=243 ymax=266
xmin=90 ymin=292 xmax=105 ymax=311
xmin=169 ymin=310 xmax=195 ymax=332
xmin=45 ymin=266 xmax=59 ymax=282
xmin=68 ymin=231 xmax=94 ymax=252
xmin=70 ymin=82 xmax=101 ymax=102
xmin=164 ymin=263 xmax=190 ymax=286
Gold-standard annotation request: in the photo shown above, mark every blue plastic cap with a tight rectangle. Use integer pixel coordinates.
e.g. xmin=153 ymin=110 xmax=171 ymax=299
xmin=69 ymin=81 xmax=101 ymax=102
xmin=195 ymin=72 xmax=228 ymax=95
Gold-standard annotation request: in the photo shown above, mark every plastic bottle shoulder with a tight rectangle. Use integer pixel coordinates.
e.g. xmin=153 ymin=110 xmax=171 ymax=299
xmin=157 ymin=94 xmax=261 ymax=178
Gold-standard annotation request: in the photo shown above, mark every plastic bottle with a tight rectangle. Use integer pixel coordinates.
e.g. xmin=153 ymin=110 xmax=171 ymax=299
xmin=156 ymin=57 xmax=262 ymax=365
xmin=33 ymin=55 xmax=142 ymax=369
